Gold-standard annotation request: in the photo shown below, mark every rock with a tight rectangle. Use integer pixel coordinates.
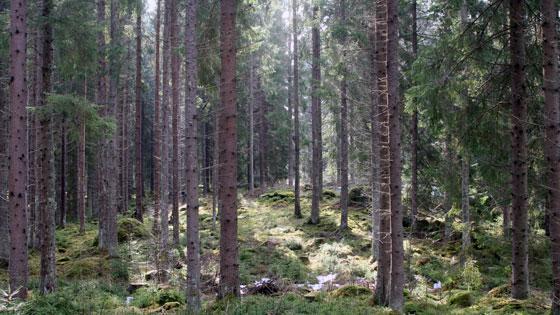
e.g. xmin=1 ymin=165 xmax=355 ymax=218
xmin=127 ymin=282 xmax=149 ymax=293
xmin=144 ymin=269 xmax=170 ymax=282
xmin=448 ymin=290 xmax=473 ymax=307
xmin=162 ymin=302 xmax=181 ymax=310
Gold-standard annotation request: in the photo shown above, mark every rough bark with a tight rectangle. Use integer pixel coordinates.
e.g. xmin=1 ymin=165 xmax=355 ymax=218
xmin=77 ymin=117 xmax=86 ymax=234
xmin=38 ymin=0 xmax=56 ymax=294
xmin=8 ymin=0 xmax=29 ymax=298
xmin=310 ymin=5 xmax=322 ymax=225
xmin=338 ymin=0 xmax=348 ymax=231
xmin=258 ymin=84 xmax=268 ymax=189
xmin=248 ymin=53 xmax=255 ymax=194
xmin=287 ymin=38 xmax=294 ymax=187
xmin=461 ymin=155 xmax=470 ymax=261
xmin=509 ymin=0 xmax=528 ymax=300
xmin=292 ymin=0 xmax=301 ymax=218
xmin=153 ymin=0 xmax=162 ymax=240
xmin=135 ymin=1 xmax=144 ymax=222
xmin=410 ymin=0 xmax=418 ymax=233
xmin=0 ymin=54 xmax=9 ymax=265
xmin=161 ymin=0 xmax=170 ymax=262
xmin=170 ymin=0 xmax=180 ymax=247
xmin=58 ymin=121 xmax=66 ymax=228
xmin=184 ymin=0 xmax=201 ymax=307
xmin=541 ymin=0 xmax=560 ymax=312
xmin=218 ymin=0 xmax=240 ymax=299
xmin=374 ymin=0 xmax=390 ymax=306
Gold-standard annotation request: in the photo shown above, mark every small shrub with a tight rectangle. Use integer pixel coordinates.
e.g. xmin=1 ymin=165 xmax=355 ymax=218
xmin=461 ymin=259 xmax=482 ymax=291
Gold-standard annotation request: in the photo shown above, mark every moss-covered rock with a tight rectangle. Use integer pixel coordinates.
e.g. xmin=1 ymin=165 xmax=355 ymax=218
xmin=259 ymin=190 xmax=295 ymax=204
xmin=448 ymin=290 xmax=473 ymax=307
xmin=330 ymin=285 xmax=371 ymax=298
xmin=118 ymin=217 xmax=151 ymax=242
xmin=348 ymin=186 xmax=370 ymax=206
xmin=322 ymin=189 xmax=336 ymax=199
xmin=63 ymin=257 xmax=110 ymax=279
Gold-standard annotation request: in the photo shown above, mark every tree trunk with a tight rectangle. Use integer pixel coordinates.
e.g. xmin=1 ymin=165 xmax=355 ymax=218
xmin=184 ymin=0 xmax=200 ymax=307
xmin=461 ymin=155 xmax=470 ymax=262
xmin=8 ymin=0 xmax=29 ymax=298
xmin=310 ymin=4 xmax=322 ymax=225
xmin=338 ymin=0 xmax=348 ymax=231
xmin=292 ymin=0 xmax=301 ymax=218
xmin=77 ymin=117 xmax=86 ymax=234
xmin=287 ymin=38 xmax=294 ymax=187
xmin=218 ymin=0 xmax=240 ymax=299
xmin=374 ymin=0 xmax=390 ymax=306
xmin=503 ymin=205 xmax=510 ymax=238
xmin=541 ymin=0 xmax=560 ymax=312
xmin=170 ymin=0 xmax=180 ymax=247
xmin=248 ymin=53 xmax=255 ymax=194
xmin=369 ymin=12 xmax=380 ymax=261
xmin=38 ymin=0 xmax=56 ymax=294
xmin=258 ymin=84 xmax=268 ymax=190
xmin=410 ymin=0 xmax=418 ymax=234
xmin=59 ymin=121 xmax=67 ymax=228
xmin=0 ymin=56 xmax=9 ymax=266
xmin=152 ymin=0 xmax=162 ymax=250
xmin=135 ymin=1 xmax=144 ymax=222
xmin=509 ymin=0 xmax=529 ymax=300
xmin=160 ymin=0 xmax=171 ymax=262
xmin=387 ymin=0 xmax=404 ymax=309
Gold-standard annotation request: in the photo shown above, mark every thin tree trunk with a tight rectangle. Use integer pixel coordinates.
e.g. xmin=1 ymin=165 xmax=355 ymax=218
xmin=509 ymin=0 xmax=529 ymax=300
xmin=338 ymin=0 xmax=348 ymax=231
xmin=292 ymin=0 xmax=301 ymax=218
xmin=135 ymin=1 xmax=144 ymax=222
xmin=410 ymin=0 xmax=418 ymax=234
xmin=369 ymin=13 xmax=380 ymax=261
xmin=287 ymin=38 xmax=294 ymax=187
xmin=541 ymin=0 xmax=560 ymax=312
xmin=170 ymin=0 xmax=180 ymax=247
xmin=8 ymin=0 xmax=29 ymax=298
xmin=374 ymin=0 xmax=390 ymax=306
xmin=310 ymin=4 xmax=322 ymax=225
xmin=461 ymin=155 xmax=470 ymax=262
xmin=59 ymin=121 xmax=67 ymax=228
xmin=185 ymin=0 xmax=201 ymax=307
xmin=38 ymin=0 xmax=56 ymax=294
xmin=153 ymin=0 xmax=162 ymax=239
xmin=77 ymin=117 xmax=86 ymax=234
xmin=218 ymin=0 xmax=240 ymax=299
xmin=248 ymin=53 xmax=255 ymax=194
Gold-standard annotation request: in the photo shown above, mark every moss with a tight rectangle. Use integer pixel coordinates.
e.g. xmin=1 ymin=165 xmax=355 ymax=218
xmin=117 ymin=217 xmax=151 ymax=242
xmin=348 ymin=186 xmax=370 ymax=206
xmin=448 ymin=290 xmax=473 ymax=307
xmin=330 ymin=285 xmax=371 ymax=298
xmin=322 ymin=189 xmax=336 ymax=199
xmin=62 ymin=257 xmax=110 ymax=280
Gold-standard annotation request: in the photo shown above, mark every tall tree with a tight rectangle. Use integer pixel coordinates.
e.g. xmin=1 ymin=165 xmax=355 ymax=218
xmin=134 ymin=0 xmax=144 ymax=222
xmin=8 ymin=0 xmax=29 ymax=299
xmin=292 ymin=0 xmax=302 ymax=218
xmin=184 ymin=0 xmax=201 ymax=308
xmin=77 ymin=114 xmax=86 ymax=234
xmin=541 ymin=0 xmax=560 ymax=312
xmin=509 ymin=0 xmax=528 ymax=299
xmin=374 ymin=0 xmax=391 ymax=306
xmin=410 ymin=0 xmax=418 ymax=233
xmin=218 ymin=0 xmax=240 ymax=298
xmin=170 ymin=0 xmax=180 ymax=246
xmin=338 ymin=0 xmax=348 ymax=231
xmin=369 ymin=6 xmax=380 ymax=261
xmin=310 ymin=4 xmax=322 ymax=224
xmin=153 ymin=0 xmax=162 ymax=259
xmin=248 ymin=53 xmax=255 ymax=194
xmin=38 ymin=0 xmax=56 ymax=294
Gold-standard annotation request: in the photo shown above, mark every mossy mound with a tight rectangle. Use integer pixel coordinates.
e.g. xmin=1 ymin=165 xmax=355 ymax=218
xmin=322 ymin=189 xmax=336 ymax=199
xmin=330 ymin=285 xmax=371 ymax=298
xmin=348 ymin=186 xmax=370 ymax=206
xmin=448 ymin=290 xmax=473 ymax=307
xmin=63 ymin=257 xmax=110 ymax=280
xmin=259 ymin=190 xmax=295 ymax=205
xmin=118 ymin=217 xmax=151 ymax=242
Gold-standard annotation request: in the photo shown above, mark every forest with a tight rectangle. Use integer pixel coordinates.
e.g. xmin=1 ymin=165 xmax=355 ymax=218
xmin=1 ymin=0 xmax=559 ymax=313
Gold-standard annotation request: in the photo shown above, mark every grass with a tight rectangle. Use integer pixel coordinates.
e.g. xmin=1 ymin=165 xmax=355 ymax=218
xmin=0 ymin=188 xmax=554 ymax=314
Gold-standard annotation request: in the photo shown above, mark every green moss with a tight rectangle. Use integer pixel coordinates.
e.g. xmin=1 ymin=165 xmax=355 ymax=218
xmin=330 ymin=285 xmax=371 ymax=298
xmin=322 ymin=189 xmax=336 ymax=199
xmin=448 ymin=290 xmax=473 ymax=307
xmin=117 ymin=217 xmax=151 ymax=242
xmin=62 ymin=257 xmax=110 ymax=280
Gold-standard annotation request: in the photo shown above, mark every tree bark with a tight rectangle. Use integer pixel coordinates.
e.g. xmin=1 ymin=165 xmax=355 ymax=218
xmin=170 ymin=0 xmax=180 ymax=247
xmin=8 ymin=0 xmax=29 ymax=298
xmin=374 ymin=0 xmax=390 ymax=306
xmin=338 ymin=0 xmax=348 ymax=231
xmin=135 ymin=1 xmax=144 ymax=222
xmin=410 ymin=0 xmax=418 ymax=234
xmin=292 ymin=0 xmax=301 ymax=218
xmin=77 ymin=117 xmax=86 ymax=234
xmin=541 ymin=0 xmax=560 ymax=312
xmin=287 ymin=38 xmax=294 ymax=187
xmin=58 ymin=121 xmax=66 ymax=228
xmin=461 ymin=155 xmax=470 ymax=261
xmin=38 ymin=0 xmax=56 ymax=294
xmin=184 ymin=0 xmax=201 ymax=307
xmin=248 ymin=53 xmax=255 ymax=194
xmin=218 ymin=0 xmax=240 ymax=299
xmin=153 ymin=0 xmax=162 ymax=242
xmin=310 ymin=4 xmax=322 ymax=225
xmin=509 ymin=0 xmax=528 ymax=300
xmin=369 ymin=12 xmax=380 ymax=261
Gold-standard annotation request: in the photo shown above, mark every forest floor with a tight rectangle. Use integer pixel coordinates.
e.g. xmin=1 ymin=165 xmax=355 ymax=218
xmin=0 ymin=187 xmax=554 ymax=314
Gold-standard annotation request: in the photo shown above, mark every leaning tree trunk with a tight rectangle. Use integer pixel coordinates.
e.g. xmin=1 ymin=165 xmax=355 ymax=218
xmin=292 ymin=0 xmax=302 ymax=218
xmin=374 ymin=0 xmax=390 ymax=306
xmin=8 ymin=0 xmax=29 ymax=298
xmin=541 ymin=0 xmax=560 ymax=312
xmin=509 ymin=0 xmax=529 ymax=300
xmin=184 ymin=0 xmax=201 ymax=308
xmin=134 ymin=1 xmax=144 ymax=222
xmin=38 ymin=0 xmax=57 ymax=294
xmin=218 ymin=0 xmax=240 ymax=299
xmin=310 ymin=4 xmax=322 ymax=225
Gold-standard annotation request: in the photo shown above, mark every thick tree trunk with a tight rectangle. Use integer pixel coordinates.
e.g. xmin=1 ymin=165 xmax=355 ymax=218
xmin=410 ymin=0 xmax=418 ymax=233
xmin=184 ymin=0 xmax=201 ymax=307
xmin=292 ymin=0 xmax=301 ymax=218
xmin=541 ymin=0 xmax=560 ymax=312
xmin=38 ymin=0 xmax=56 ymax=294
xmin=135 ymin=2 xmax=144 ymax=222
xmin=8 ymin=0 xmax=29 ymax=298
xmin=153 ymin=0 xmax=162 ymax=241
xmin=387 ymin=0 xmax=404 ymax=309
xmin=509 ymin=0 xmax=529 ymax=300
xmin=170 ymin=0 xmax=180 ymax=247
xmin=218 ymin=0 xmax=240 ymax=299
xmin=160 ymin=0 xmax=171 ymax=262
xmin=310 ymin=5 xmax=322 ymax=225
xmin=0 ymin=62 xmax=9 ymax=265
xmin=374 ymin=0 xmax=390 ymax=306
